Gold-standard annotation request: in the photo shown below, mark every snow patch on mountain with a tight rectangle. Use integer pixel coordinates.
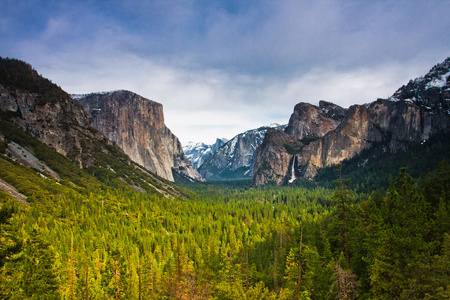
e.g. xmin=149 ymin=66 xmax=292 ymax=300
xmin=388 ymin=57 xmax=450 ymax=114
xmin=425 ymin=71 xmax=450 ymax=89
xmin=183 ymin=138 xmax=227 ymax=169
xmin=198 ymin=124 xmax=286 ymax=180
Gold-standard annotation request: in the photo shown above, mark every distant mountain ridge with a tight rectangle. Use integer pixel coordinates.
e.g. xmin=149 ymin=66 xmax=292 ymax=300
xmin=253 ymin=57 xmax=450 ymax=186
xmin=198 ymin=124 xmax=286 ymax=180
xmin=183 ymin=138 xmax=227 ymax=169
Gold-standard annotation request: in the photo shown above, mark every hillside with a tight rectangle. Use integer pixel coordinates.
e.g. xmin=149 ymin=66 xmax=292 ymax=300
xmin=0 ymin=57 xmax=189 ymax=198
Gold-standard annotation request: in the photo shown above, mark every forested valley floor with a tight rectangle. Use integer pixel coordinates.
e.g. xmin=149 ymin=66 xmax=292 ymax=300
xmin=1 ymin=152 xmax=449 ymax=299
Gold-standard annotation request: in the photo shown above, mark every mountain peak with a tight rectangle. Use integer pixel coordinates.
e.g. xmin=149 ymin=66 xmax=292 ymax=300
xmin=183 ymin=138 xmax=227 ymax=169
xmin=389 ymin=57 xmax=450 ymax=112
xmin=197 ymin=124 xmax=286 ymax=180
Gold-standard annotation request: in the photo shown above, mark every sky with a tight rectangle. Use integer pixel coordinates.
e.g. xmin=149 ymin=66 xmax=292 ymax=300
xmin=1 ymin=0 xmax=449 ymax=145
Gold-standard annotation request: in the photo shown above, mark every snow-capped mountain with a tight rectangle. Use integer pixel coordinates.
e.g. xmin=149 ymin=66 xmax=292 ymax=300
xmin=183 ymin=138 xmax=227 ymax=169
xmin=198 ymin=124 xmax=286 ymax=180
xmin=389 ymin=57 xmax=450 ymax=113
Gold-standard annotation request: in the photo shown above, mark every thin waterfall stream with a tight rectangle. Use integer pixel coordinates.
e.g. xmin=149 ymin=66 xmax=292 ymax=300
xmin=288 ymin=155 xmax=296 ymax=183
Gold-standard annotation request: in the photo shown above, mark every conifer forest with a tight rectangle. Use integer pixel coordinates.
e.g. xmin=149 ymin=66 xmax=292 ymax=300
xmin=0 ymin=58 xmax=449 ymax=299
xmin=1 ymin=130 xmax=449 ymax=299
xmin=2 ymin=0 xmax=450 ymax=297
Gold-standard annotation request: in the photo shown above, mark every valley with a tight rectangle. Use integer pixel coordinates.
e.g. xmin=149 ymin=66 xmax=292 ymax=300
xmin=0 ymin=56 xmax=449 ymax=299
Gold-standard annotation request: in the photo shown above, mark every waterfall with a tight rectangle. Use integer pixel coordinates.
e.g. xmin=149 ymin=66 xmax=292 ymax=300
xmin=288 ymin=155 xmax=297 ymax=183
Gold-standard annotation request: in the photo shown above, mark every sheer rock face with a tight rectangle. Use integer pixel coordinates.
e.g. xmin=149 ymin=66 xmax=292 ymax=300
xmin=0 ymin=84 xmax=103 ymax=167
xmin=78 ymin=91 xmax=204 ymax=182
xmin=253 ymin=58 xmax=450 ymax=186
xmin=285 ymin=101 xmax=347 ymax=140
xmin=253 ymin=99 xmax=450 ymax=186
xmin=253 ymin=101 xmax=347 ymax=185
xmin=295 ymin=100 xmax=446 ymax=179
xmin=252 ymin=129 xmax=299 ymax=185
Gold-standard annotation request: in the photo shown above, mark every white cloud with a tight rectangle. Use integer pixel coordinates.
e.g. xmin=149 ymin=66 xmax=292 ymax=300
xmin=34 ymin=49 xmax=443 ymax=145
xmin=2 ymin=0 xmax=449 ymax=145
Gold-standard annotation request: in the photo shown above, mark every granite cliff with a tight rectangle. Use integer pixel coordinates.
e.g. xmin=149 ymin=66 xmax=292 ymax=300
xmin=78 ymin=91 xmax=204 ymax=182
xmin=253 ymin=58 xmax=450 ymax=186
xmin=285 ymin=101 xmax=347 ymax=140
xmin=253 ymin=101 xmax=347 ymax=185
xmin=0 ymin=57 xmax=192 ymax=200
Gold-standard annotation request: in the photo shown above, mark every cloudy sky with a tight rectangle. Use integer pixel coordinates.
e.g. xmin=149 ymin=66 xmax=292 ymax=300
xmin=1 ymin=0 xmax=449 ymax=144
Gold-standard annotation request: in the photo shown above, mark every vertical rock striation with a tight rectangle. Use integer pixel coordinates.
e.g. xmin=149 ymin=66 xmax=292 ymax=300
xmin=253 ymin=58 xmax=450 ymax=186
xmin=78 ymin=91 xmax=204 ymax=182
xmin=253 ymin=101 xmax=346 ymax=185
xmin=285 ymin=101 xmax=347 ymax=140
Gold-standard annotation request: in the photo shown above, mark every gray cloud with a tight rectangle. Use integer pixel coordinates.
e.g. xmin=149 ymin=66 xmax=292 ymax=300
xmin=1 ymin=0 xmax=449 ymax=144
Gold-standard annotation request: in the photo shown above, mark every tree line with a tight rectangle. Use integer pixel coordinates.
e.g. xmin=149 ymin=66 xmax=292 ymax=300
xmin=0 ymin=151 xmax=449 ymax=298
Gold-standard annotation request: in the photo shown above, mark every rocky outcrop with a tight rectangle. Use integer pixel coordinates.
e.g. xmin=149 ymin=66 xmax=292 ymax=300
xmin=285 ymin=101 xmax=347 ymax=140
xmin=0 ymin=58 xmax=193 ymax=198
xmin=294 ymin=99 xmax=449 ymax=180
xmin=253 ymin=58 xmax=450 ymax=186
xmin=198 ymin=124 xmax=285 ymax=180
xmin=252 ymin=129 xmax=301 ymax=185
xmin=0 ymin=59 xmax=105 ymax=168
xmin=78 ymin=91 xmax=204 ymax=182
xmin=253 ymin=102 xmax=346 ymax=185
xmin=390 ymin=57 xmax=450 ymax=111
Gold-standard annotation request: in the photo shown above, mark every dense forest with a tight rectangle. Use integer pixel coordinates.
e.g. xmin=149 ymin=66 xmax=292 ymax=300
xmin=0 ymin=130 xmax=449 ymax=299
xmin=313 ymin=131 xmax=450 ymax=194
xmin=0 ymin=57 xmax=449 ymax=298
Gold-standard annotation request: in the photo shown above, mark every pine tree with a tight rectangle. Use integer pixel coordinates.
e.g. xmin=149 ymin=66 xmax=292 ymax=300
xmin=369 ymin=169 xmax=435 ymax=299
xmin=0 ymin=202 xmax=24 ymax=299
xmin=330 ymin=165 xmax=354 ymax=269
xmin=22 ymin=228 xmax=60 ymax=299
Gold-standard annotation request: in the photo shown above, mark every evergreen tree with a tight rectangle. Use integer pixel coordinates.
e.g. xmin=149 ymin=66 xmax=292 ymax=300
xmin=369 ymin=169 xmax=435 ymax=299
xmin=22 ymin=228 xmax=60 ymax=299
xmin=329 ymin=166 xmax=355 ymax=269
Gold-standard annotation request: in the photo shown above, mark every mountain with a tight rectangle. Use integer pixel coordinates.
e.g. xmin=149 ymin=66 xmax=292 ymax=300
xmin=198 ymin=124 xmax=285 ymax=180
xmin=0 ymin=58 xmax=107 ymax=168
xmin=76 ymin=91 xmax=205 ymax=183
xmin=2 ymin=57 xmax=450 ymax=300
xmin=390 ymin=57 xmax=450 ymax=110
xmin=0 ymin=57 xmax=189 ymax=198
xmin=183 ymin=138 xmax=227 ymax=169
xmin=253 ymin=101 xmax=347 ymax=185
xmin=285 ymin=101 xmax=348 ymax=140
xmin=253 ymin=57 xmax=450 ymax=186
